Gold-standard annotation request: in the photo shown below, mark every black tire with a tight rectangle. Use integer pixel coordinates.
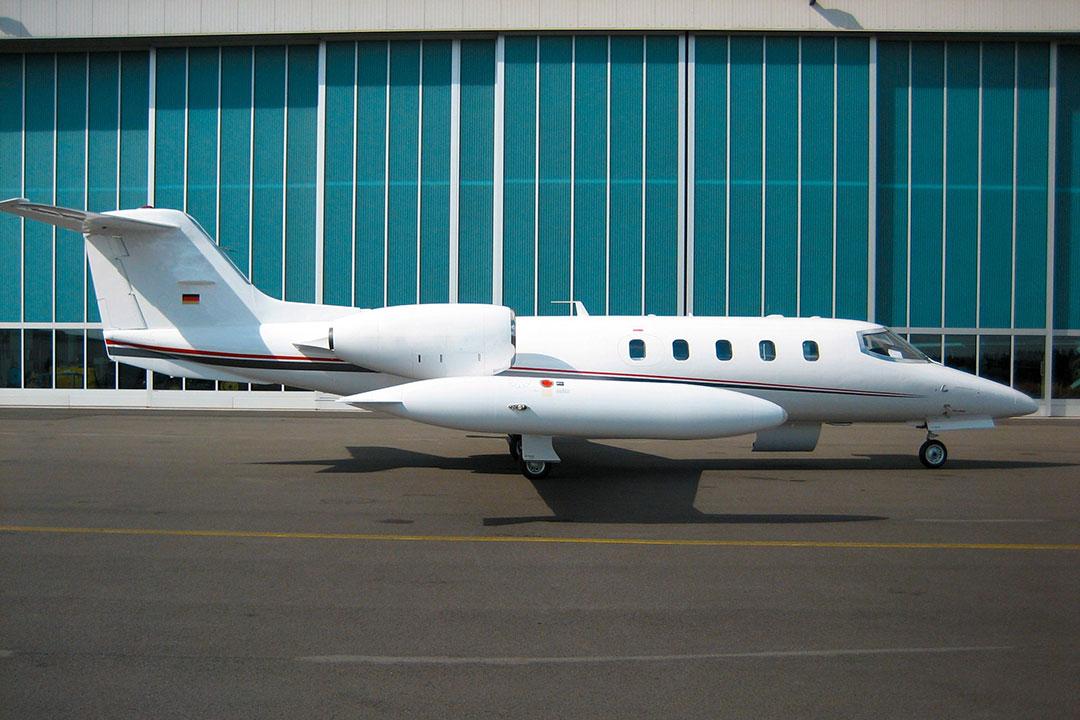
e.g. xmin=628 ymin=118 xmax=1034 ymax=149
xmin=518 ymin=459 xmax=551 ymax=480
xmin=919 ymin=439 xmax=948 ymax=469
xmin=507 ymin=434 xmax=522 ymax=461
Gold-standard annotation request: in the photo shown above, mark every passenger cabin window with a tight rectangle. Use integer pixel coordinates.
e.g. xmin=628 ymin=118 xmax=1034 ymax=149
xmin=629 ymin=338 xmax=646 ymax=360
xmin=759 ymin=340 xmax=776 ymax=362
xmin=715 ymin=339 xmax=733 ymax=361
xmin=802 ymin=340 xmax=820 ymax=361
xmin=860 ymin=329 xmax=930 ymax=362
xmin=672 ymin=339 xmax=689 ymax=361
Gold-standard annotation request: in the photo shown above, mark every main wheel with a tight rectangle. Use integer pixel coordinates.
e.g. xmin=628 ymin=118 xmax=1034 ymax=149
xmin=519 ymin=459 xmax=551 ymax=480
xmin=919 ymin=439 xmax=948 ymax=469
xmin=507 ymin=434 xmax=522 ymax=461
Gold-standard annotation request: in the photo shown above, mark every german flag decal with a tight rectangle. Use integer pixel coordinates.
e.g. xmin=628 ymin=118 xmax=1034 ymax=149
xmin=181 ymin=293 xmax=200 ymax=305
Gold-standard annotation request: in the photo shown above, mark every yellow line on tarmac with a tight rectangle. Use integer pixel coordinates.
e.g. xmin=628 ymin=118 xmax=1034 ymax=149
xmin=1 ymin=524 xmax=1078 ymax=552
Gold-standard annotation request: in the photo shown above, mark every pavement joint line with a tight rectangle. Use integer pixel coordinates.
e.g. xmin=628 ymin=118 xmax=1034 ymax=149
xmin=1 ymin=525 xmax=1078 ymax=552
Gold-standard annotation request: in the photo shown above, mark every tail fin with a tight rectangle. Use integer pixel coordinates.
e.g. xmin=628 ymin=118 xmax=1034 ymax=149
xmin=0 ymin=198 xmax=274 ymax=331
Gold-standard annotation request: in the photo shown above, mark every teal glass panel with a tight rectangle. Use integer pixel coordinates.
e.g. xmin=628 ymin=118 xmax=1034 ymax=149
xmin=355 ymin=41 xmax=387 ymax=308
xmin=387 ymin=40 xmax=420 ymax=307
xmin=608 ymin=36 xmax=643 ymax=315
xmin=944 ymin=42 xmax=980 ymax=327
xmin=219 ymin=46 xmax=253 ymax=277
xmin=645 ymin=35 xmax=678 ymax=316
xmin=251 ymin=46 xmax=285 ymax=298
xmin=153 ymin=49 xmax=183 ymax=211
xmin=502 ymin=35 xmax=537 ymax=315
xmin=979 ymin=43 xmax=1016 ymax=329
xmin=1014 ymin=43 xmax=1049 ymax=329
xmin=909 ymin=42 xmax=944 ymax=328
xmin=0 ymin=330 xmax=21 ymax=387
xmin=420 ymin=40 xmax=451 ymax=303
xmin=728 ymin=36 xmax=762 ymax=316
xmin=798 ymin=37 xmax=833 ymax=319
xmin=55 ymin=53 xmax=86 ymax=323
xmin=692 ymin=36 xmax=727 ymax=317
xmin=458 ymin=39 xmax=494 ymax=304
xmin=323 ymin=42 xmax=355 ymax=306
xmin=1054 ymin=45 xmax=1080 ymax=329
xmin=538 ymin=36 xmax=572 ymax=316
xmin=572 ymin=36 xmax=607 ymax=316
xmin=764 ymin=37 xmax=797 ymax=316
xmin=24 ymin=329 xmax=52 ymax=388
xmin=0 ymin=54 xmax=21 ymax=321
xmin=23 ymin=54 xmax=55 ymax=323
xmin=186 ymin=47 xmax=219 ymax=235
xmin=88 ymin=52 xmax=121 ymax=322
xmin=875 ymin=40 xmax=909 ymax=328
xmin=118 ymin=51 xmax=149 ymax=210
xmin=835 ymin=38 xmax=869 ymax=320
xmin=286 ymin=45 xmax=317 ymax=303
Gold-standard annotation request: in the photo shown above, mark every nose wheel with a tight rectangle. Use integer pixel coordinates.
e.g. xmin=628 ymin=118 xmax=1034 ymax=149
xmin=918 ymin=437 xmax=948 ymax=469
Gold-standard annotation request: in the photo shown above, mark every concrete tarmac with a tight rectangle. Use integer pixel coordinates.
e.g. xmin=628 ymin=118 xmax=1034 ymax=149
xmin=1 ymin=409 xmax=1078 ymax=719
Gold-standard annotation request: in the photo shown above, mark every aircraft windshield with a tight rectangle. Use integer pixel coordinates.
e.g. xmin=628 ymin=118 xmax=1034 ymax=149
xmin=860 ymin=329 xmax=930 ymax=362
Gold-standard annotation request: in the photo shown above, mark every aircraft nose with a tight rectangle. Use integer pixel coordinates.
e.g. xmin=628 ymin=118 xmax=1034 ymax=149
xmin=1011 ymin=388 xmax=1039 ymax=417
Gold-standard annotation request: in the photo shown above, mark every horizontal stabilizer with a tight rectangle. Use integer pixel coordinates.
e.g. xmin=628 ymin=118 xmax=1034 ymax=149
xmin=0 ymin=198 xmax=177 ymax=235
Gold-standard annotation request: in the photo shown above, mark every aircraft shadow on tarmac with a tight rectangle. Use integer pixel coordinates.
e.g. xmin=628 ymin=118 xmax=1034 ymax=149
xmin=264 ymin=438 xmax=1074 ymax=526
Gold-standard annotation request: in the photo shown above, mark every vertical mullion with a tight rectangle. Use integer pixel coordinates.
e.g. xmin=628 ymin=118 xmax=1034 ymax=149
xmin=760 ymin=36 xmax=766 ymax=316
xmin=52 ymin=54 xmax=57 ymax=383
xmin=147 ymin=48 xmax=156 ymax=206
xmin=1010 ymin=42 xmax=1018 ymax=331
xmin=183 ymin=49 xmax=189 ymax=212
xmin=215 ymin=47 xmax=223 ymax=242
xmin=351 ymin=43 xmax=359 ymax=305
xmin=796 ymin=38 xmax=803 ymax=316
xmin=976 ymin=42 xmax=983 ymax=330
xmin=677 ymin=33 xmax=686 ymax=316
xmin=282 ymin=47 xmax=289 ymax=306
xmin=1044 ymin=42 xmax=1057 ymax=411
xmin=605 ymin=35 xmax=611 ymax=314
xmin=686 ymin=34 xmax=695 ymax=316
xmin=906 ymin=42 xmax=913 ymax=330
xmin=493 ymin=35 xmax=504 ymax=306
xmin=725 ymin=36 xmax=731 ymax=315
xmin=84 ymin=54 xmax=89 ymax=329
xmin=942 ymin=43 xmax=949 ymax=329
xmin=641 ymin=36 xmax=647 ymax=315
xmin=867 ymin=37 xmax=878 ymax=322
xmin=247 ymin=47 xmax=255 ymax=282
xmin=831 ymin=37 xmax=838 ymax=318
xmin=569 ymin=36 xmax=576 ymax=309
xmin=416 ymin=41 xmax=424 ymax=302
xmin=533 ymin=36 xmax=540 ymax=315
xmin=315 ymin=41 xmax=326 ymax=303
xmin=449 ymin=39 xmax=461 ymax=303
xmin=383 ymin=44 xmax=390 ymax=307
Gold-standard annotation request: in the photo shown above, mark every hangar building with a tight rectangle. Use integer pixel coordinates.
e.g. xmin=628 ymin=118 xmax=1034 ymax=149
xmin=0 ymin=1 xmax=1079 ymax=414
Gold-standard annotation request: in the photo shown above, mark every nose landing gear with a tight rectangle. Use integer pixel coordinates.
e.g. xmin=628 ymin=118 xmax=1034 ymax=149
xmin=918 ymin=434 xmax=948 ymax=469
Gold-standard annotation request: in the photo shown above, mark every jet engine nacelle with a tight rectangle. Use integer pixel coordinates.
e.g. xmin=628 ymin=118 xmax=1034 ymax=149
xmin=330 ymin=304 xmax=516 ymax=380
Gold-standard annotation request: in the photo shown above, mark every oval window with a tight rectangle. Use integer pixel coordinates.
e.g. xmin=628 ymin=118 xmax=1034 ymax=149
xmin=803 ymin=340 xmax=819 ymax=361
xmin=759 ymin=340 xmax=776 ymax=362
xmin=715 ymin=339 xmax=732 ymax=361
xmin=672 ymin=339 xmax=689 ymax=361
xmin=629 ymin=338 xmax=646 ymax=360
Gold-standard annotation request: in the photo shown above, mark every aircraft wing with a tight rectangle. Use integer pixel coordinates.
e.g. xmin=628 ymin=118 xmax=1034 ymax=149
xmin=0 ymin=197 xmax=177 ymax=235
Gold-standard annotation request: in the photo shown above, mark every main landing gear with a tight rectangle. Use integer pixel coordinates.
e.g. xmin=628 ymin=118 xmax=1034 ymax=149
xmin=507 ymin=434 xmax=556 ymax=480
xmin=918 ymin=433 xmax=948 ymax=469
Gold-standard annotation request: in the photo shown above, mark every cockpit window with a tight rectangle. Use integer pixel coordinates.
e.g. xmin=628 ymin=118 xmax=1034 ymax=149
xmin=859 ymin=329 xmax=930 ymax=362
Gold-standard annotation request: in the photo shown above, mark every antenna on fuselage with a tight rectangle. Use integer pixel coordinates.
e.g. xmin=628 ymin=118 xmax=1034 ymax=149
xmin=549 ymin=300 xmax=590 ymax=317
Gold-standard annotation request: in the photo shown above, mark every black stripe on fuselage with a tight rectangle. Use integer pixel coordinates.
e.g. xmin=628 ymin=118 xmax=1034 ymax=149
xmin=501 ymin=368 xmax=921 ymax=399
xmin=108 ymin=346 xmax=373 ymax=374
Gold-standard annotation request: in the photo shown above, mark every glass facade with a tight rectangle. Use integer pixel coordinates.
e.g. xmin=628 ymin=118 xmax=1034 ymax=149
xmin=0 ymin=36 xmax=1078 ymax=410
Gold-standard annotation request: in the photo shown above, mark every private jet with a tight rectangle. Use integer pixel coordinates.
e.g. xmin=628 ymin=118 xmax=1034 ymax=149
xmin=0 ymin=199 xmax=1039 ymax=478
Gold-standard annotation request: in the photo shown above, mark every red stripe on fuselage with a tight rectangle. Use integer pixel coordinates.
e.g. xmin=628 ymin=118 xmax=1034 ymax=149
xmin=105 ymin=339 xmax=344 ymax=363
